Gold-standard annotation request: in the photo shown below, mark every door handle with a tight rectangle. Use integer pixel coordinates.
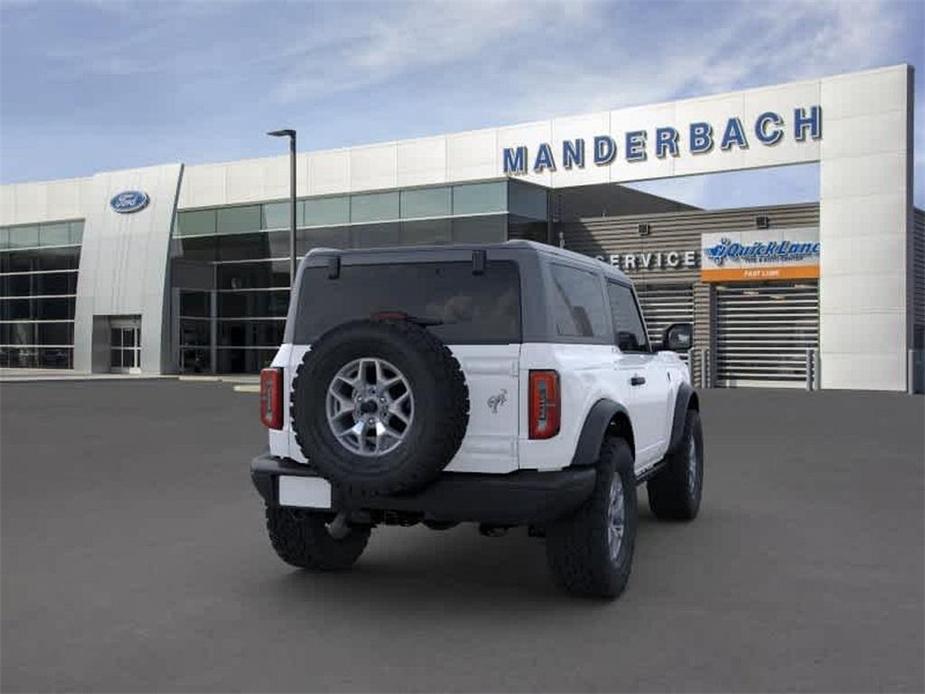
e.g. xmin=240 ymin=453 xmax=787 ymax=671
xmin=630 ymin=375 xmax=646 ymax=386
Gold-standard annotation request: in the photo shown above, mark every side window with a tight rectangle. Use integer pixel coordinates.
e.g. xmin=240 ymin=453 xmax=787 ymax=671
xmin=549 ymin=264 xmax=608 ymax=339
xmin=607 ymin=281 xmax=650 ymax=352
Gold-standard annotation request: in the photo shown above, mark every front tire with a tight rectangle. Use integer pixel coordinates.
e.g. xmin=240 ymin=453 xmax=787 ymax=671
xmin=647 ymin=408 xmax=703 ymax=521
xmin=265 ymin=506 xmax=370 ymax=570
xmin=545 ymin=437 xmax=637 ymax=599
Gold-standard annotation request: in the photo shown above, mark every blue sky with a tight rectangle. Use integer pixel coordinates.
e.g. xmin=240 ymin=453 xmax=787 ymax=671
xmin=1 ymin=0 xmax=922 ymax=208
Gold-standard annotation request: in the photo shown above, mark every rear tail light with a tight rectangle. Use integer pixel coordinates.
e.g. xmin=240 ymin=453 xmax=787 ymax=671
xmin=529 ymin=370 xmax=560 ymax=439
xmin=260 ymin=368 xmax=283 ymax=429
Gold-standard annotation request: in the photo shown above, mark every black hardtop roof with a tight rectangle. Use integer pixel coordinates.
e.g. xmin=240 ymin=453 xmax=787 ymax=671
xmin=301 ymin=239 xmax=631 ymax=284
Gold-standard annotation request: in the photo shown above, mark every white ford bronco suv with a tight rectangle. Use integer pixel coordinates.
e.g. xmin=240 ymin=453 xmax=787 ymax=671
xmin=251 ymin=241 xmax=703 ymax=599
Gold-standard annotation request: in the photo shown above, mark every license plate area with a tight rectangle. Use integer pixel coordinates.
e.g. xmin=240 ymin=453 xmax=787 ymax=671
xmin=278 ymin=476 xmax=332 ymax=509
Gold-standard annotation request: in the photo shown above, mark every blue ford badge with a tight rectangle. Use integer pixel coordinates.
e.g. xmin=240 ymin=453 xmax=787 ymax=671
xmin=110 ymin=191 xmax=149 ymax=214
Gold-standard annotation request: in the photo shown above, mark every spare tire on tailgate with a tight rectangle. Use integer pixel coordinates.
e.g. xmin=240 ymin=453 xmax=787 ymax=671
xmin=291 ymin=319 xmax=469 ymax=496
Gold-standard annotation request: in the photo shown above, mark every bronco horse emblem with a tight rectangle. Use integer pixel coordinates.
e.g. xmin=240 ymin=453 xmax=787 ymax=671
xmin=487 ymin=389 xmax=508 ymax=414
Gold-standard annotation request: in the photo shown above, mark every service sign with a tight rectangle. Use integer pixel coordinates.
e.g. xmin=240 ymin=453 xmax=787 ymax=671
xmin=701 ymin=227 xmax=820 ymax=282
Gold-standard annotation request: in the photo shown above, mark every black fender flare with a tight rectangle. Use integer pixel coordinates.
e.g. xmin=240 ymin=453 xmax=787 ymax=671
xmin=667 ymin=382 xmax=698 ymax=454
xmin=570 ymin=399 xmax=633 ymax=467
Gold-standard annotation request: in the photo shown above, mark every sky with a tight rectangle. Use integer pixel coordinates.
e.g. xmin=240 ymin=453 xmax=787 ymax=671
xmin=0 ymin=0 xmax=922 ymax=209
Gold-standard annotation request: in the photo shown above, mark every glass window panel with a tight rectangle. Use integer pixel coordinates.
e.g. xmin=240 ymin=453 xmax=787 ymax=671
xmin=180 ymin=348 xmax=211 ymax=373
xmin=179 ymin=319 xmax=211 ymax=347
xmin=176 ymin=209 xmax=216 ymax=237
xmin=8 ymin=347 xmax=38 ymax=368
xmin=35 ymin=271 xmax=77 ymax=296
xmin=400 ymin=218 xmax=452 ymax=246
xmin=8 ymin=225 xmax=40 ymax=249
xmin=122 ymin=328 xmax=135 ymax=348
xmin=111 ymin=349 xmax=122 ymax=368
xmin=350 ymin=192 xmax=399 ymax=223
xmin=450 ymin=215 xmax=506 ymax=244
xmin=218 ymin=319 xmax=285 ymax=347
xmin=508 ymin=181 xmax=548 ymax=220
xmin=295 ymin=261 xmax=522 ymax=345
xmin=216 ymin=347 xmax=277 ymax=374
xmin=177 ymin=236 xmax=218 ymax=262
xmin=452 ymin=182 xmax=507 ymax=215
xmin=262 ymin=201 xmax=289 ymax=230
xmin=4 ymin=274 xmax=32 ymax=297
xmin=39 ymin=223 xmax=71 ymax=247
xmin=306 ymin=197 xmax=349 ymax=226
xmin=0 ymin=227 xmax=9 ymax=249
xmin=36 ymin=297 xmax=75 ymax=320
xmin=180 ymin=292 xmax=210 ymax=317
xmin=37 ymin=322 xmax=72 ymax=345
xmin=266 ymin=230 xmax=291 ymax=259
xmin=351 ymin=222 xmax=400 ymax=249
xmin=401 ymin=187 xmax=451 ymax=219
xmin=39 ymin=347 xmax=72 ymax=368
xmin=36 ymin=247 xmax=80 ymax=271
xmin=297 ymin=227 xmax=350 ymax=254
xmin=216 ymin=260 xmax=289 ymax=289
xmin=217 ymin=205 xmax=261 ymax=235
xmin=218 ymin=290 xmax=290 ymax=318
xmin=217 ymin=233 xmax=271 ymax=262
xmin=6 ymin=322 xmax=35 ymax=345
xmin=110 ymin=328 xmax=121 ymax=347
xmin=548 ymin=264 xmax=608 ymax=339
xmin=3 ymin=299 xmax=33 ymax=320
xmin=69 ymin=221 xmax=84 ymax=245
xmin=607 ymin=282 xmax=650 ymax=352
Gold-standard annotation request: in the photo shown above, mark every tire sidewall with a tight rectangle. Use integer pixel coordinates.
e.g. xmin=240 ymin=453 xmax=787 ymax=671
xmin=293 ymin=321 xmax=467 ymax=493
xmin=599 ymin=440 xmax=638 ymax=590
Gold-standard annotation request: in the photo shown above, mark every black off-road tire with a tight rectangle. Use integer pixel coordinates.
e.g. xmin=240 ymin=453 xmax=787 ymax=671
xmin=647 ymin=408 xmax=703 ymax=521
xmin=266 ymin=506 xmax=370 ymax=570
xmin=291 ymin=319 xmax=469 ymax=496
xmin=545 ymin=438 xmax=637 ymax=599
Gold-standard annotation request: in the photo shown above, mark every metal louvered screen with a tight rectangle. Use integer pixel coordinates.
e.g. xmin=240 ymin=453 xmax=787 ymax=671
xmin=636 ymin=283 xmax=694 ymax=360
xmin=715 ymin=281 xmax=819 ymax=388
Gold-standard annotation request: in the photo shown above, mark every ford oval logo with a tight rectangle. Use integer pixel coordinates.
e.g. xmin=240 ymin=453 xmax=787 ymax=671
xmin=110 ymin=190 xmax=149 ymax=214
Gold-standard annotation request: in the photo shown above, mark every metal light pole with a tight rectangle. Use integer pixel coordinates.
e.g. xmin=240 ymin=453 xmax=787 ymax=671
xmin=267 ymin=129 xmax=297 ymax=286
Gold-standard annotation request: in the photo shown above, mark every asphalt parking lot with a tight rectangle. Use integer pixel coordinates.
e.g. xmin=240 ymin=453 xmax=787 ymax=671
xmin=1 ymin=380 xmax=923 ymax=692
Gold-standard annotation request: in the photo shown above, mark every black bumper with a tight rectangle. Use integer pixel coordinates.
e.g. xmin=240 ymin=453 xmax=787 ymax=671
xmin=251 ymin=453 xmax=596 ymax=526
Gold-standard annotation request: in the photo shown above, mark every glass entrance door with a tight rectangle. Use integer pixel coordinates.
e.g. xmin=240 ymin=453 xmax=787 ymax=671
xmin=110 ymin=319 xmax=141 ymax=373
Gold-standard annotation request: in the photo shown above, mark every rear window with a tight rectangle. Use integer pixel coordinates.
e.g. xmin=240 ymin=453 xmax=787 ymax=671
xmin=294 ymin=260 xmax=521 ymax=344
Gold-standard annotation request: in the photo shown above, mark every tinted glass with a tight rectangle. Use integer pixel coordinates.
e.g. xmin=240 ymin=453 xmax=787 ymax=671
xmin=508 ymin=181 xmax=548 ymax=220
xmin=176 ymin=210 xmax=216 ymax=237
xmin=35 ymin=271 xmax=77 ymax=295
xmin=451 ymin=215 xmax=505 ymax=243
xmin=351 ymin=222 xmax=400 ymax=248
xmin=549 ymin=264 xmax=608 ymax=339
xmin=452 ymin=182 xmax=506 ymax=215
xmin=8 ymin=226 xmax=39 ymax=249
xmin=351 ymin=192 xmax=399 ymax=223
xmin=298 ymin=227 xmax=350 ymax=254
xmin=179 ymin=292 xmax=210 ymax=317
xmin=401 ymin=187 xmax=451 ymax=218
xmin=217 ymin=261 xmax=289 ymax=289
xmin=261 ymin=201 xmax=290 ymax=230
xmin=217 ymin=205 xmax=261 ymax=235
xmin=218 ymin=319 xmax=285 ymax=346
xmin=218 ymin=289 xmax=289 ymax=317
xmin=305 ymin=197 xmax=349 ymax=226
xmin=607 ymin=281 xmax=649 ymax=352
xmin=69 ymin=221 xmax=84 ymax=245
xmin=295 ymin=261 xmax=521 ymax=344
xmin=179 ymin=319 xmax=211 ymax=347
xmin=39 ymin=223 xmax=71 ymax=247
xmin=37 ymin=322 xmax=72 ymax=345
xmin=217 ymin=233 xmax=272 ymax=261
xmin=180 ymin=348 xmax=211 ymax=373
xmin=401 ymin=219 xmax=451 ymax=246
xmin=176 ymin=236 xmax=217 ymax=262
xmin=0 ymin=227 xmax=8 ymax=249
xmin=216 ymin=348 xmax=276 ymax=373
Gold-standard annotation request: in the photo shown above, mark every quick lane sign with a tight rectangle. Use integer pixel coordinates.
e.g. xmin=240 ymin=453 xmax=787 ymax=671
xmin=503 ymin=107 xmax=822 ymax=175
xmin=700 ymin=227 xmax=820 ymax=282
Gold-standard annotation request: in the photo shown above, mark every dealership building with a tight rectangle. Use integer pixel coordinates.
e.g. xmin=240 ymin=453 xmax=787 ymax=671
xmin=1 ymin=64 xmax=921 ymax=391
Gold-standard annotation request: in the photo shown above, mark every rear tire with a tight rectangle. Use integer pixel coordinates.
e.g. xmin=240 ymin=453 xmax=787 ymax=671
xmin=265 ymin=506 xmax=370 ymax=570
xmin=647 ymin=409 xmax=703 ymax=521
xmin=545 ymin=437 xmax=637 ymax=599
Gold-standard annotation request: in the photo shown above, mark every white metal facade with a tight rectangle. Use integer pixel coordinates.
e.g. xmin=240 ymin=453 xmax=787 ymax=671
xmin=0 ymin=64 xmax=917 ymax=390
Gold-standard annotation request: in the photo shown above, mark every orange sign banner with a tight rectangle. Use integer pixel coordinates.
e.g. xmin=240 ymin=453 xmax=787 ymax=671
xmin=701 ymin=265 xmax=820 ymax=282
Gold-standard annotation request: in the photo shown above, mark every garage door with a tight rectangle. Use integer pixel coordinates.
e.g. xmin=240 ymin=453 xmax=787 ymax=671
xmin=636 ymin=283 xmax=694 ymax=359
xmin=715 ymin=281 xmax=819 ymax=388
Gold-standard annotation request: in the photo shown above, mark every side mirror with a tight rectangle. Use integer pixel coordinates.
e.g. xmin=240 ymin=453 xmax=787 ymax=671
xmin=662 ymin=322 xmax=693 ymax=353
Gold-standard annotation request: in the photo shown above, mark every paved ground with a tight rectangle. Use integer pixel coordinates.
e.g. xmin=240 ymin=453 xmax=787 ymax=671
xmin=1 ymin=381 xmax=923 ymax=692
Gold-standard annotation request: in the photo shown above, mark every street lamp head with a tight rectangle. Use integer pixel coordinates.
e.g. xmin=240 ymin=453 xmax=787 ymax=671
xmin=267 ymin=129 xmax=296 ymax=138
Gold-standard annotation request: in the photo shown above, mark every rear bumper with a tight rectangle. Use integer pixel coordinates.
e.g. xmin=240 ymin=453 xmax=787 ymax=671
xmin=251 ymin=453 xmax=596 ymax=526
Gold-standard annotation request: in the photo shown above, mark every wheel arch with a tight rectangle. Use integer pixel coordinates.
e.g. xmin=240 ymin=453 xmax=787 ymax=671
xmin=667 ymin=382 xmax=698 ymax=455
xmin=570 ymin=399 xmax=636 ymax=466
